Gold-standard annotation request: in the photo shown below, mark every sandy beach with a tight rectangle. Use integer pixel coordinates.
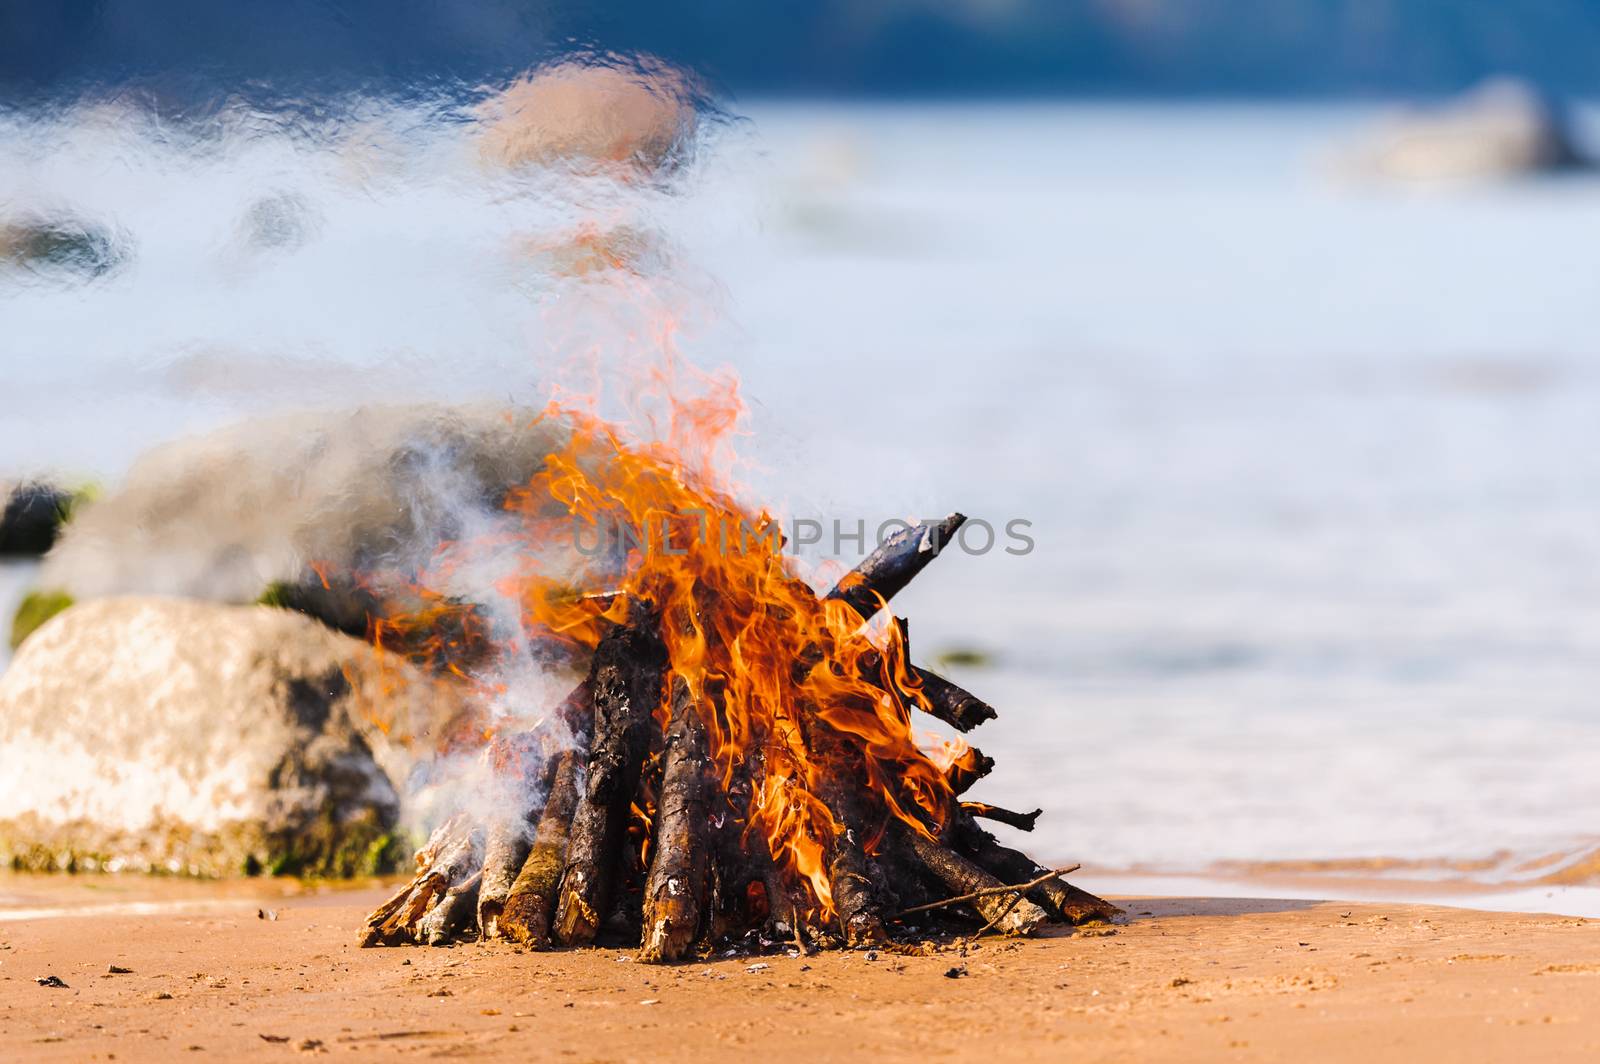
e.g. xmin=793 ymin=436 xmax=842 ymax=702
xmin=2 ymin=877 xmax=1598 ymax=1062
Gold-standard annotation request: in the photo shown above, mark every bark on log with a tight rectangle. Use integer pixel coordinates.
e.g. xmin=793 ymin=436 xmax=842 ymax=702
xmin=422 ymin=876 xmax=482 ymax=945
xmin=639 ymin=675 xmax=711 ymax=962
xmin=955 ymin=817 xmax=1123 ymax=925
xmin=909 ymin=666 xmax=998 ymax=732
xmin=499 ymin=750 xmax=584 ymax=949
xmin=903 ymin=830 xmax=1050 ymax=936
xmin=827 ymin=823 xmax=888 ymax=947
xmin=960 ymin=801 xmax=1042 ymax=832
xmin=809 ymin=713 xmax=889 ymax=947
xmin=554 ymin=606 xmax=667 ymax=946
xmin=477 ymin=818 xmax=532 ymax=939
xmin=824 ymin=513 xmax=966 ymax=622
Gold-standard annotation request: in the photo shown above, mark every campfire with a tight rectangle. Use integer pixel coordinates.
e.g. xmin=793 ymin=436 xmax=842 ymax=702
xmin=359 ymin=405 xmax=1119 ymax=959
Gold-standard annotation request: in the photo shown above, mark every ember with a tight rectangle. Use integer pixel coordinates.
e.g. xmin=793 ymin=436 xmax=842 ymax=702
xmin=359 ymin=403 xmax=1120 ymax=959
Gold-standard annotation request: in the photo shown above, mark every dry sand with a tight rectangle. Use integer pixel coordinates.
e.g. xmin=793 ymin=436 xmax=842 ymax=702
xmin=2 ymin=876 xmax=1599 ymax=1062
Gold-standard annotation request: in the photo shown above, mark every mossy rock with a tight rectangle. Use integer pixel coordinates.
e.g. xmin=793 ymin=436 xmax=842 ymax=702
xmin=9 ymin=589 xmax=74 ymax=651
xmin=0 ymin=597 xmax=475 ymax=880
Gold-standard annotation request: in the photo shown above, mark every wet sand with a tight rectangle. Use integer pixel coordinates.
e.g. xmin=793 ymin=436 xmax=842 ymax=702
xmin=2 ymin=878 xmax=1599 ymax=1062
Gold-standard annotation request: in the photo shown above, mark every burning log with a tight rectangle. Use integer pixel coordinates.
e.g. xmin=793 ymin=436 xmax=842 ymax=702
xmin=808 ymin=710 xmax=890 ymax=948
xmin=961 ymin=801 xmax=1042 ymax=833
xmin=954 ymin=816 xmax=1123 ymax=925
xmin=819 ymin=525 xmax=997 ymax=735
xmin=355 ymin=453 xmax=1112 ymax=962
xmin=498 ymin=750 xmax=584 ymax=948
xmin=902 ymin=830 xmax=1050 ymax=937
xmin=908 ymin=667 xmax=998 ymax=733
xmin=943 ymin=746 xmax=994 ymax=796
xmin=553 ymin=605 xmax=667 ymax=945
xmin=476 ymin=729 xmax=561 ymax=939
xmin=824 ymin=513 xmax=966 ymax=622
xmin=639 ymin=676 xmax=712 ymax=962
xmin=826 ymin=827 xmax=888 ymax=947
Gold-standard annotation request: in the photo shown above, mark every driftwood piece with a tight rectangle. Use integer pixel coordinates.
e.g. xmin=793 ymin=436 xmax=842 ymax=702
xmin=554 ymin=606 xmax=667 ymax=946
xmin=824 ymin=513 xmax=966 ymax=622
xmin=960 ymin=801 xmax=1042 ymax=832
xmin=955 ymin=817 xmax=1123 ymax=925
xmin=499 ymin=750 xmax=584 ymax=949
xmin=903 ymin=830 xmax=1049 ymax=936
xmin=639 ymin=676 xmax=712 ymax=962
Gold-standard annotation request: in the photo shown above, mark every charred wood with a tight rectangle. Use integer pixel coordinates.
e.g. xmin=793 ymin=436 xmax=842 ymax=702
xmin=954 ymin=816 xmax=1122 ymax=925
xmin=909 ymin=667 xmax=998 ymax=732
xmin=639 ymin=676 xmax=712 ymax=962
xmin=960 ymin=801 xmax=1042 ymax=833
xmin=903 ymin=830 xmax=1049 ymax=937
xmin=824 ymin=513 xmax=966 ymax=622
xmin=943 ymin=747 xmax=994 ymax=796
xmin=553 ymin=605 xmax=667 ymax=946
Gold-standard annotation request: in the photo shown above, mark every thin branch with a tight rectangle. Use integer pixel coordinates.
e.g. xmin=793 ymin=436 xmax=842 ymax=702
xmin=964 ymin=888 xmax=1029 ymax=943
xmin=894 ymin=864 xmax=1081 ymax=918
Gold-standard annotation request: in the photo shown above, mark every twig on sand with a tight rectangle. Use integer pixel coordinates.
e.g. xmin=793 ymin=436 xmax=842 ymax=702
xmin=896 ymin=864 xmax=1081 ymax=920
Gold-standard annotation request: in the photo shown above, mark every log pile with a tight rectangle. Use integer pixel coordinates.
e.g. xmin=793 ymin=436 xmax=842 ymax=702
xmin=361 ymin=513 xmax=1120 ymax=959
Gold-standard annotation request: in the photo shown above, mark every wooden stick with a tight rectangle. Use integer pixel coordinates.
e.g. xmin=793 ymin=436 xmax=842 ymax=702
xmin=554 ymin=604 xmax=667 ymax=946
xmin=897 ymin=864 xmax=1080 ymax=917
xmin=960 ymin=801 xmax=1042 ymax=832
xmin=421 ymin=874 xmax=482 ymax=945
xmin=827 ymin=825 xmax=888 ymax=947
xmin=818 ymin=541 xmax=999 ymax=734
xmin=359 ymin=816 xmax=482 ymax=947
xmin=808 ymin=707 xmax=889 ymax=948
xmin=639 ymin=675 xmax=711 ymax=963
xmin=824 ymin=513 xmax=966 ymax=622
xmin=943 ymin=746 xmax=994 ymax=796
xmin=902 ymin=831 xmax=1050 ymax=936
xmin=500 ymin=750 xmax=584 ymax=949
xmin=909 ymin=667 xmax=998 ymax=732
xmin=955 ymin=817 xmax=1123 ymax=924
xmin=476 ymin=732 xmax=554 ymax=939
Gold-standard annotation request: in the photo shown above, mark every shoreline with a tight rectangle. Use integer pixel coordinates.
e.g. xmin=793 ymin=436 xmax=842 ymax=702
xmin=1095 ymin=871 xmax=1600 ymax=921
xmin=2 ymin=880 xmax=1598 ymax=1062
xmin=6 ymin=862 xmax=1600 ymax=922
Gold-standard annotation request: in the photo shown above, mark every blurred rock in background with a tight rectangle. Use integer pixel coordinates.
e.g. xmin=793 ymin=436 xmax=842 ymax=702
xmin=1341 ymin=77 xmax=1589 ymax=182
xmin=0 ymin=596 xmax=476 ymax=876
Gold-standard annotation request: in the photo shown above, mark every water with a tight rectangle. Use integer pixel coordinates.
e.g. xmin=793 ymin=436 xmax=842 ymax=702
xmin=4 ymin=99 xmax=1600 ymax=880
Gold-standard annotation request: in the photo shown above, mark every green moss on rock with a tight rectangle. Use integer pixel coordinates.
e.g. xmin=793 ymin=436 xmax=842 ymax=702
xmin=255 ymin=581 xmax=294 ymax=609
xmin=9 ymin=589 xmax=75 ymax=651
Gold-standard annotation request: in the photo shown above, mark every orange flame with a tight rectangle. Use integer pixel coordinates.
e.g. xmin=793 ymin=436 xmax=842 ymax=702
xmin=372 ymin=374 xmax=955 ymax=921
